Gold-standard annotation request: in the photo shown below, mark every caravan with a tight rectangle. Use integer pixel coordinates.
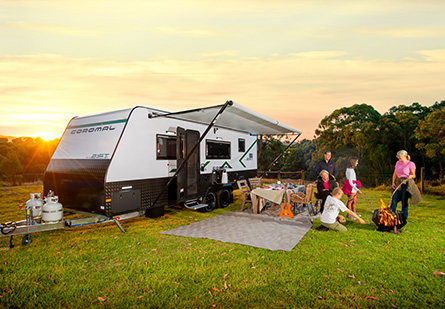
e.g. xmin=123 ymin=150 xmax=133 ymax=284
xmin=44 ymin=101 xmax=301 ymax=218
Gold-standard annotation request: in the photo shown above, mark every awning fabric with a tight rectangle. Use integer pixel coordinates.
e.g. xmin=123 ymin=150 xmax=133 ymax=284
xmin=162 ymin=101 xmax=301 ymax=136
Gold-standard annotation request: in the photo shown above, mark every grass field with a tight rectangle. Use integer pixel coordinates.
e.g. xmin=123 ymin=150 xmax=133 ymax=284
xmin=1 ymin=185 xmax=444 ymax=308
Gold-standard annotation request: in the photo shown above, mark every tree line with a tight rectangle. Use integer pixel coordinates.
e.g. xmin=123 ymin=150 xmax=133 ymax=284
xmin=1 ymin=100 xmax=443 ymax=188
xmin=0 ymin=137 xmax=59 ymax=185
xmin=259 ymin=101 xmax=445 ymax=187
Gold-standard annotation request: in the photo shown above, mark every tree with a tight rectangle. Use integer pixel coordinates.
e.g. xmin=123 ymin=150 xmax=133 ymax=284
xmin=0 ymin=151 xmax=23 ymax=185
xmin=258 ymin=136 xmax=285 ymax=172
xmin=380 ymin=103 xmax=427 ymax=154
xmin=312 ymin=101 xmax=445 ymax=185
xmin=281 ymin=139 xmax=315 ymax=172
xmin=315 ymin=103 xmax=381 ymax=155
xmin=387 ymin=102 xmax=431 ymax=118
xmin=415 ymin=107 xmax=445 ymax=180
xmin=314 ymin=104 xmax=381 ymax=181
xmin=296 ymin=139 xmax=316 ymax=176
xmin=430 ymin=100 xmax=445 ymax=112
xmin=378 ymin=102 xmax=440 ymax=182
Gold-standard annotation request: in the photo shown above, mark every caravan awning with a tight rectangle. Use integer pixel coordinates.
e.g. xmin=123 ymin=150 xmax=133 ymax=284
xmin=160 ymin=101 xmax=301 ymax=136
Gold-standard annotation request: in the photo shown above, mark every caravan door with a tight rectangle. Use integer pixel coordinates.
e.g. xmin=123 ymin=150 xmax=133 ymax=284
xmin=176 ymin=127 xmax=200 ymax=201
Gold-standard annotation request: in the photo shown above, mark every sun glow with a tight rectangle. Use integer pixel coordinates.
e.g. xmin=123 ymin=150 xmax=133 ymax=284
xmin=33 ymin=132 xmax=60 ymax=141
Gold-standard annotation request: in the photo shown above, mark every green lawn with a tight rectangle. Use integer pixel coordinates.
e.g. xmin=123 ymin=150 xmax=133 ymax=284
xmin=1 ymin=185 xmax=444 ymax=308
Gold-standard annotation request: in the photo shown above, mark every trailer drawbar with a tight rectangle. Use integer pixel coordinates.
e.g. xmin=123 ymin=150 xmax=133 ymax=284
xmin=0 ymin=191 xmax=143 ymax=248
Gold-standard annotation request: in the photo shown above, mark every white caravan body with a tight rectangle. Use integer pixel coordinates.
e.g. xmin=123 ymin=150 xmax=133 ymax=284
xmin=44 ymin=102 xmax=300 ymax=217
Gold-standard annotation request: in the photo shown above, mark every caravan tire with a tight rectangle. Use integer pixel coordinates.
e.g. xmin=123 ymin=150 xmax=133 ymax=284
xmin=199 ymin=192 xmax=217 ymax=212
xmin=217 ymin=189 xmax=231 ymax=208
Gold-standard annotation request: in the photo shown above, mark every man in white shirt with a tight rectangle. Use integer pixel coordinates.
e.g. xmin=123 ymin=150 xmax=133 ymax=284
xmin=320 ymin=188 xmax=365 ymax=232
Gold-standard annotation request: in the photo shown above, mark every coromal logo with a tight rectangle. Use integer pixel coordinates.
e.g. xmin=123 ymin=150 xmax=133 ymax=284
xmin=71 ymin=125 xmax=116 ymax=134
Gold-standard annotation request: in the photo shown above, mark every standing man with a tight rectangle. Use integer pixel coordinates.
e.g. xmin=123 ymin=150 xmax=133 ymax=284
xmin=314 ymin=151 xmax=338 ymax=179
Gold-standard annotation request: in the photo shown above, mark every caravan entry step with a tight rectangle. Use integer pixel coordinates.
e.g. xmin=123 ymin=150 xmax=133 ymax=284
xmin=183 ymin=200 xmax=208 ymax=210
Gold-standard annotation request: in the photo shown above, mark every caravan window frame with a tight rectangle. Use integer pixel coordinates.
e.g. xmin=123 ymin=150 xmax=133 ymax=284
xmin=206 ymin=139 xmax=231 ymax=160
xmin=156 ymin=134 xmax=177 ymax=160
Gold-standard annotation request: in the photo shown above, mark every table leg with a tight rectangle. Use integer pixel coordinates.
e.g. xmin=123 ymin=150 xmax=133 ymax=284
xmin=251 ymin=194 xmax=259 ymax=214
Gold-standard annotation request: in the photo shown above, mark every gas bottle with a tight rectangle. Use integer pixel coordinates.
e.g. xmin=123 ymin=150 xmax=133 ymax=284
xmin=42 ymin=196 xmax=63 ymax=224
xmin=221 ymin=169 xmax=228 ymax=184
xmin=25 ymin=193 xmax=44 ymax=223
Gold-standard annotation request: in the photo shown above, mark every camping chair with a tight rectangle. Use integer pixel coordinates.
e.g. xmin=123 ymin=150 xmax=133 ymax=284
xmin=314 ymin=181 xmax=340 ymax=214
xmin=290 ymin=183 xmax=317 ymax=215
xmin=248 ymin=177 xmax=263 ymax=189
xmin=249 ymin=177 xmax=274 ymax=209
xmin=314 ymin=182 xmax=323 ymax=209
xmin=237 ymin=179 xmax=252 ymax=211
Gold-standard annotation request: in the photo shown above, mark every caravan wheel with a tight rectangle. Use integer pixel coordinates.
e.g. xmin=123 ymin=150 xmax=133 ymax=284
xmin=199 ymin=192 xmax=217 ymax=212
xmin=217 ymin=189 xmax=231 ymax=208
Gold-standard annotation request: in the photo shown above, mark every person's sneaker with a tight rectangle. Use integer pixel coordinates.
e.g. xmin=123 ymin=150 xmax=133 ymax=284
xmin=316 ymin=225 xmax=329 ymax=232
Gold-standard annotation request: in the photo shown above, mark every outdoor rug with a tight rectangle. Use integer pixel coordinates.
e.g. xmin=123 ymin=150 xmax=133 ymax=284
xmin=161 ymin=211 xmax=313 ymax=251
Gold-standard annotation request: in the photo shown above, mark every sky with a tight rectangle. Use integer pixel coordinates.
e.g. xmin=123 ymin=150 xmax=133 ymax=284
xmin=1 ymin=0 xmax=445 ymax=140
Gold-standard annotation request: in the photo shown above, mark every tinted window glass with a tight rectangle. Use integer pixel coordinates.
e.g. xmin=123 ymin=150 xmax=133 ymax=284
xmin=157 ymin=135 xmax=177 ymax=159
xmin=238 ymin=138 xmax=245 ymax=152
xmin=206 ymin=140 xmax=231 ymax=159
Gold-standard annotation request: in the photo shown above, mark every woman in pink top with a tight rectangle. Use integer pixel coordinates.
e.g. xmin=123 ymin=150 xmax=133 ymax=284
xmin=315 ymin=170 xmax=338 ymax=213
xmin=390 ymin=150 xmax=416 ymax=219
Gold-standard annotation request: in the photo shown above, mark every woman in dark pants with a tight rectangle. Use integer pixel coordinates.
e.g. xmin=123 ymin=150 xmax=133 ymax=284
xmin=315 ymin=170 xmax=338 ymax=213
xmin=390 ymin=150 xmax=423 ymax=220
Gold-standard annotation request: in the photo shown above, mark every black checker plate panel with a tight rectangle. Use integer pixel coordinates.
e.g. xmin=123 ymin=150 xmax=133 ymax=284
xmin=105 ymin=177 xmax=169 ymax=217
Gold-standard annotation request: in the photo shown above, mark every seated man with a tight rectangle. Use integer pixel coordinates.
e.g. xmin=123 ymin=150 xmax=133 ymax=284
xmin=315 ymin=170 xmax=338 ymax=213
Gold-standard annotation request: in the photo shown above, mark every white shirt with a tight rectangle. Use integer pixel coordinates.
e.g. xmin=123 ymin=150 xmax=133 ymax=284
xmin=346 ymin=168 xmax=359 ymax=193
xmin=320 ymin=195 xmax=348 ymax=224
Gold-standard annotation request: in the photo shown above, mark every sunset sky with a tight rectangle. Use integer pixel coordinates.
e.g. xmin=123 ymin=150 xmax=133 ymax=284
xmin=1 ymin=0 xmax=445 ymax=140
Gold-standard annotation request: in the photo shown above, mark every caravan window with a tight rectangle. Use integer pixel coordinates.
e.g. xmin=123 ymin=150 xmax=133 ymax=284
xmin=206 ymin=140 xmax=231 ymax=159
xmin=157 ymin=135 xmax=176 ymax=160
xmin=238 ymin=138 xmax=245 ymax=152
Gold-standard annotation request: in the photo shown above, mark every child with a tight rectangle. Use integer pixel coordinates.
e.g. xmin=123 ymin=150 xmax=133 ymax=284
xmin=343 ymin=156 xmax=362 ymax=219
xmin=320 ymin=187 xmax=365 ymax=232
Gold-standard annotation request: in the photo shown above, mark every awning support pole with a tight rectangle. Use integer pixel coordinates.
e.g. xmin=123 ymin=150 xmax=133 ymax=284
xmin=259 ymin=133 xmax=301 ymax=178
xmin=150 ymin=100 xmax=234 ymax=208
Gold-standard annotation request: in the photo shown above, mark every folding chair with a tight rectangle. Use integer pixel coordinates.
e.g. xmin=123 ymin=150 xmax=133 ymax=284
xmin=249 ymin=177 xmax=273 ymax=210
xmin=248 ymin=177 xmax=263 ymax=189
xmin=291 ymin=183 xmax=317 ymax=215
xmin=314 ymin=189 xmax=323 ymax=210
xmin=237 ymin=179 xmax=252 ymax=211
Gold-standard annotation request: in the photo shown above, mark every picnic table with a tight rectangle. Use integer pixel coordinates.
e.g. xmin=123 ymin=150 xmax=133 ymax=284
xmin=250 ymin=184 xmax=306 ymax=214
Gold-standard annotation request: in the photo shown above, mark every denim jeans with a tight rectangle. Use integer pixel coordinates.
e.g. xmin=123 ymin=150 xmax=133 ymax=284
xmin=390 ymin=183 xmax=409 ymax=219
